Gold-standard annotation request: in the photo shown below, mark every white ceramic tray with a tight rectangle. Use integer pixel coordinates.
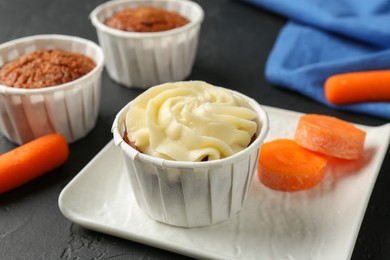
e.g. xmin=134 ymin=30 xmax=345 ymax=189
xmin=58 ymin=106 xmax=390 ymax=260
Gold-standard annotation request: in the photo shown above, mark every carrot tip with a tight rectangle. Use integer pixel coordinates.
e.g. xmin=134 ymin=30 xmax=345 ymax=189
xmin=324 ymin=70 xmax=390 ymax=104
xmin=0 ymin=133 xmax=69 ymax=194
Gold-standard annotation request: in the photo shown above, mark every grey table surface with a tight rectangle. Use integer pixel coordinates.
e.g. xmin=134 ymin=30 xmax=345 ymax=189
xmin=0 ymin=0 xmax=389 ymax=259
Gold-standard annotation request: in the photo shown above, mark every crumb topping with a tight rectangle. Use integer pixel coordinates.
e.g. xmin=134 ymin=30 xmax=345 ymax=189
xmin=0 ymin=49 xmax=96 ymax=89
xmin=105 ymin=7 xmax=190 ymax=32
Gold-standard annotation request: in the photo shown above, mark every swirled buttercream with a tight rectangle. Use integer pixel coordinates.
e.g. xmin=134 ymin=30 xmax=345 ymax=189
xmin=124 ymin=81 xmax=258 ymax=161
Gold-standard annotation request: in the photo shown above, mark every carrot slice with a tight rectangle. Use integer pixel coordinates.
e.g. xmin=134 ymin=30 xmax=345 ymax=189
xmin=294 ymin=114 xmax=366 ymax=160
xmin=258 ymin=139 xmax=327 ymax=192
xmin=0 ymin=133 xmax=69 ymax=194
xmin=324 ymin=70 xmax=390 ymax=105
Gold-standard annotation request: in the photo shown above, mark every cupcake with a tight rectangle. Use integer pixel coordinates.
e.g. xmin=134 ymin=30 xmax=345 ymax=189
xmin=112 ymin=81 xmax=269 ymax=227
xmin=0 ymin=35 xmax=104 ymax=145
xmin=90 ymin=0 xmax=204 ymax=89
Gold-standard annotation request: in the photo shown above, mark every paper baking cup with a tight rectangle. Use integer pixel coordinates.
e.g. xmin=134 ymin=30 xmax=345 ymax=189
xmin=90 ymin=0 xmax=204 ymax=89
xmin=112 ymin=89 xmax=269 ymax=227
xmin=0 ymin=35 xmax=104 ymax=145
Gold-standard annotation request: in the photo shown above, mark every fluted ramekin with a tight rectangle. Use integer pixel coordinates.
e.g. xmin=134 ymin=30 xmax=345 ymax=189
xmin=90 ymin=0 xmax=204 ymax=89
xmin=0 ymin=34 xmax=104 ymax=145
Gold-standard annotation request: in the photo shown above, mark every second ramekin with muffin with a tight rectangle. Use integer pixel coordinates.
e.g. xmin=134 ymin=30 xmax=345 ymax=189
xmin=112 ymin=81 xmax=269 ymax=227
xmin=0 ymin=35 xmax=104 ymax=145
xmin=90 ymin=0 xmax=204 ymax=89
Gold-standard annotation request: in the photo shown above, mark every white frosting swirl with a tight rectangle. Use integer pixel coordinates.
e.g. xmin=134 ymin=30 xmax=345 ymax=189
xmin=125 ymin=81 xmax=258 ymax=162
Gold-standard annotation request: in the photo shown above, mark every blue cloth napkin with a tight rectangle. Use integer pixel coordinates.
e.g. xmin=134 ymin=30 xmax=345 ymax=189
xmin=242 ymin=0 xmax=390 ymax=120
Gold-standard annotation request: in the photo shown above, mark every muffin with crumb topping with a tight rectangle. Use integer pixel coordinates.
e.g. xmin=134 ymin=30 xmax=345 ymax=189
xmin=90 ymin=0 xmax=204 ymax=88
xmin=0 ymin=35 xmax=104 ymax=145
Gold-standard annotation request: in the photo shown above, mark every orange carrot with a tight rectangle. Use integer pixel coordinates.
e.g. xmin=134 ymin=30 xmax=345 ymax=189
xmin=258 ymin=139 xmax=327 ymax=192
xmin=324 ymin=70 xmax=390 ymax=105
xmin=294 ymin=114 xmax=366 ymax=160
xmin=0 ymin=133 xmax=69 ymax=194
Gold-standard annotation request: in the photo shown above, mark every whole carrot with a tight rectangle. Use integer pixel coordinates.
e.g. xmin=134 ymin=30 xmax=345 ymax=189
xmin=0 ymin=133 xmax=69 ymax=194
xmin=324 ymin=70 xmax=390 ymax=105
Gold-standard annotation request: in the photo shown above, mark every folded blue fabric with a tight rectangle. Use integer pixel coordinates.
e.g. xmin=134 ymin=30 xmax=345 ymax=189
xmin=242 ymin=0 xmax=390 ymax=120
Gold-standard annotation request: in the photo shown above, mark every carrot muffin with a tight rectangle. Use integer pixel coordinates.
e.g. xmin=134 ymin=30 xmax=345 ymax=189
xmin=90 ymin=0 xmax=204 ymax=88
xmin=123 ymin=81 xmax=258 ymax=162
xmin=112 ymin=80 xmax=269 ymax=227
xmin=0 ymin=49 xmax=96 ymax=89
xmin=104 ymin=6 xmax=190 ymax=32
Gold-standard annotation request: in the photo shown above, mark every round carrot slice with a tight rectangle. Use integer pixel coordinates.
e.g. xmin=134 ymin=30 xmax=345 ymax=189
xmin=258 ymin=139 xmax=327 ymax=192
xmin=294 ymin=114 xmax=366 ymax=160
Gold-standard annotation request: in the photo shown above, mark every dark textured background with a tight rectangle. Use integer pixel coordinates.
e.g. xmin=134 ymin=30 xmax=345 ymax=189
xmin=0 ymin=0 xmax=389 ymax=259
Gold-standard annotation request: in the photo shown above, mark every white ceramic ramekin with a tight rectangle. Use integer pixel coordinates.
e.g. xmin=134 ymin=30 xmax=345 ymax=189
xmin=0 ymin=34 xmax=104 ymax=145
xmin=90 ymin=0 xmax=204 ymax=89
xmin=112 ymin=84 xmax=269 ymax=227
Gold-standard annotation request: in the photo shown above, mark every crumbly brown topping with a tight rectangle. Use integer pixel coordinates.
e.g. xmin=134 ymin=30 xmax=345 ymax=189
xmin=105 ymin=7 xmax=190 ymax=32
xmin=0 ymin=49 xmax=96 ymax=89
